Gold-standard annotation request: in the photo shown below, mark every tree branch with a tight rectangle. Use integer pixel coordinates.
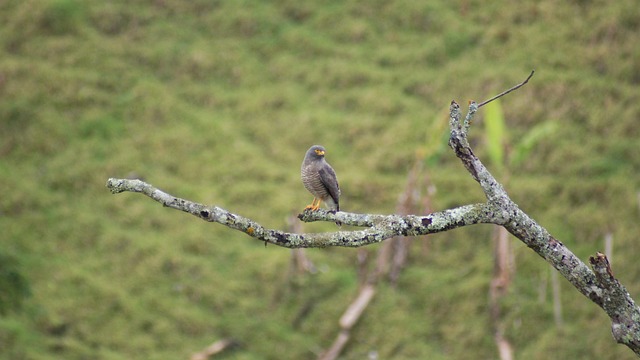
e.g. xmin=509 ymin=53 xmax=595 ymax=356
xmin=477 ymin=70 xmax=535 ymax=108
xmin=106 ymin=177 xmax=492 ymax=248
xmin=447 ymin=98 xmax=640 ymax=356
xmin=106 ymin=72 xmax=640 ymax=356
xmin=590 ymin=253 xmax=640 ymax=353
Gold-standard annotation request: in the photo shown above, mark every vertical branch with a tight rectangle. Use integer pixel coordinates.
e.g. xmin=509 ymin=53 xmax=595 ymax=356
xmin=286 ymin=215 xmax=316 ymax=277
xmin=322 ymin=152 xmax=435 ymax=359
xmin=389 ymin=158 xmax=424 ymax=285
xmin=374 ymin=152 xmax=437 ymax=285
xmin=489 ymin=226 xmax=514 ymax=360
xmin=275 ymin=215 xmax=318 ymax=313
xmin=374 ymin=156 xmax=422 ymax=284
xmin=484 ymin=97 xmax=514 ymax=359
xmin=604 ymin=232 xmax=613 ymax=264
xmin=551 ymin=269 xmax=564 ymax=328
xmin=357 ymin=249 xmax=370 ymax=286
xmin=537 ymin=269 xmax=548 ymax=303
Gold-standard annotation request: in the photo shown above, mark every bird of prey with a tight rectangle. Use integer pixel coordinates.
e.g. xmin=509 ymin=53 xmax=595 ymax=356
xmin=301 ymin=145 xmax=340 ymax=215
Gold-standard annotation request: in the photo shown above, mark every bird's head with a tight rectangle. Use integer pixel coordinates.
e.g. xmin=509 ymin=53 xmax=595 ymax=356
xmin=307 ymin=145 xmax=326 ymax=159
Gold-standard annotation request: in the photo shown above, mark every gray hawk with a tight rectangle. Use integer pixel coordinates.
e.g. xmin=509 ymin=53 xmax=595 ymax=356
xmin=301 ymin=145 xmax=340 ymax=214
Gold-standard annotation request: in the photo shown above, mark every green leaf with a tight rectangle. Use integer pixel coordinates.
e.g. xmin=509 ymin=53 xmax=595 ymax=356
xmin=483 ymin=100 xmax=507 ymax=171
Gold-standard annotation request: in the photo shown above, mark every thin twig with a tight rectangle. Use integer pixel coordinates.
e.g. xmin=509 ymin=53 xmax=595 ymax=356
xmin=478 ymin=70 xmax=535 ymax=108
xmin=191 ymin=338 xmax=238 ymax=360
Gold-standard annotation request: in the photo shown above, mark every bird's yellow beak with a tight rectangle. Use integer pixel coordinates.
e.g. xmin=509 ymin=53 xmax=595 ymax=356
xmin=315 ymin=149 xmax=325 ymax=156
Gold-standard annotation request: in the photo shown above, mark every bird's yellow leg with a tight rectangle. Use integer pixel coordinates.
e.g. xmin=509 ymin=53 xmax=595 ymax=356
xmin=305 ymin=198 xmax=319 ymax=210
xmin=312 ymin=199 xmax=322 ymax=211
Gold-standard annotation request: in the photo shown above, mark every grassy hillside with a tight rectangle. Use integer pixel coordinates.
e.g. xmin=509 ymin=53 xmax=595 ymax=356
xmin=1 ymin=0 xmax=640 ymax=359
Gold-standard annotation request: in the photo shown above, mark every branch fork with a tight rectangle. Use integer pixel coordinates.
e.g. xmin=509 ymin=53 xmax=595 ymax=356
xmin=106 ymin=71 xmax=640 ymax=356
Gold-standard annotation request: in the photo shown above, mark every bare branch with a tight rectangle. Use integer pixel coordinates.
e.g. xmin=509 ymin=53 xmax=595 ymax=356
xmin=191 ymin=338 xmax=238 ymax=360
xmin=106 ymin=178 xmax=493 ymax=248
xmin=448 ymin=98 xmax=640 ymax=356
xmin=320 ymin=284 xmax=376 ymax=360
xmin=590 ymin=253 xmax=640 ymax=355
xmin=478 ymin=70 xmax=535 ymax=108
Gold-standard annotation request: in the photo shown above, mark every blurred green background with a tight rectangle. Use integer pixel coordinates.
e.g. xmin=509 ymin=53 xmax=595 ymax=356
xmin=1 ymin=0 xmax=640 ymax=359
